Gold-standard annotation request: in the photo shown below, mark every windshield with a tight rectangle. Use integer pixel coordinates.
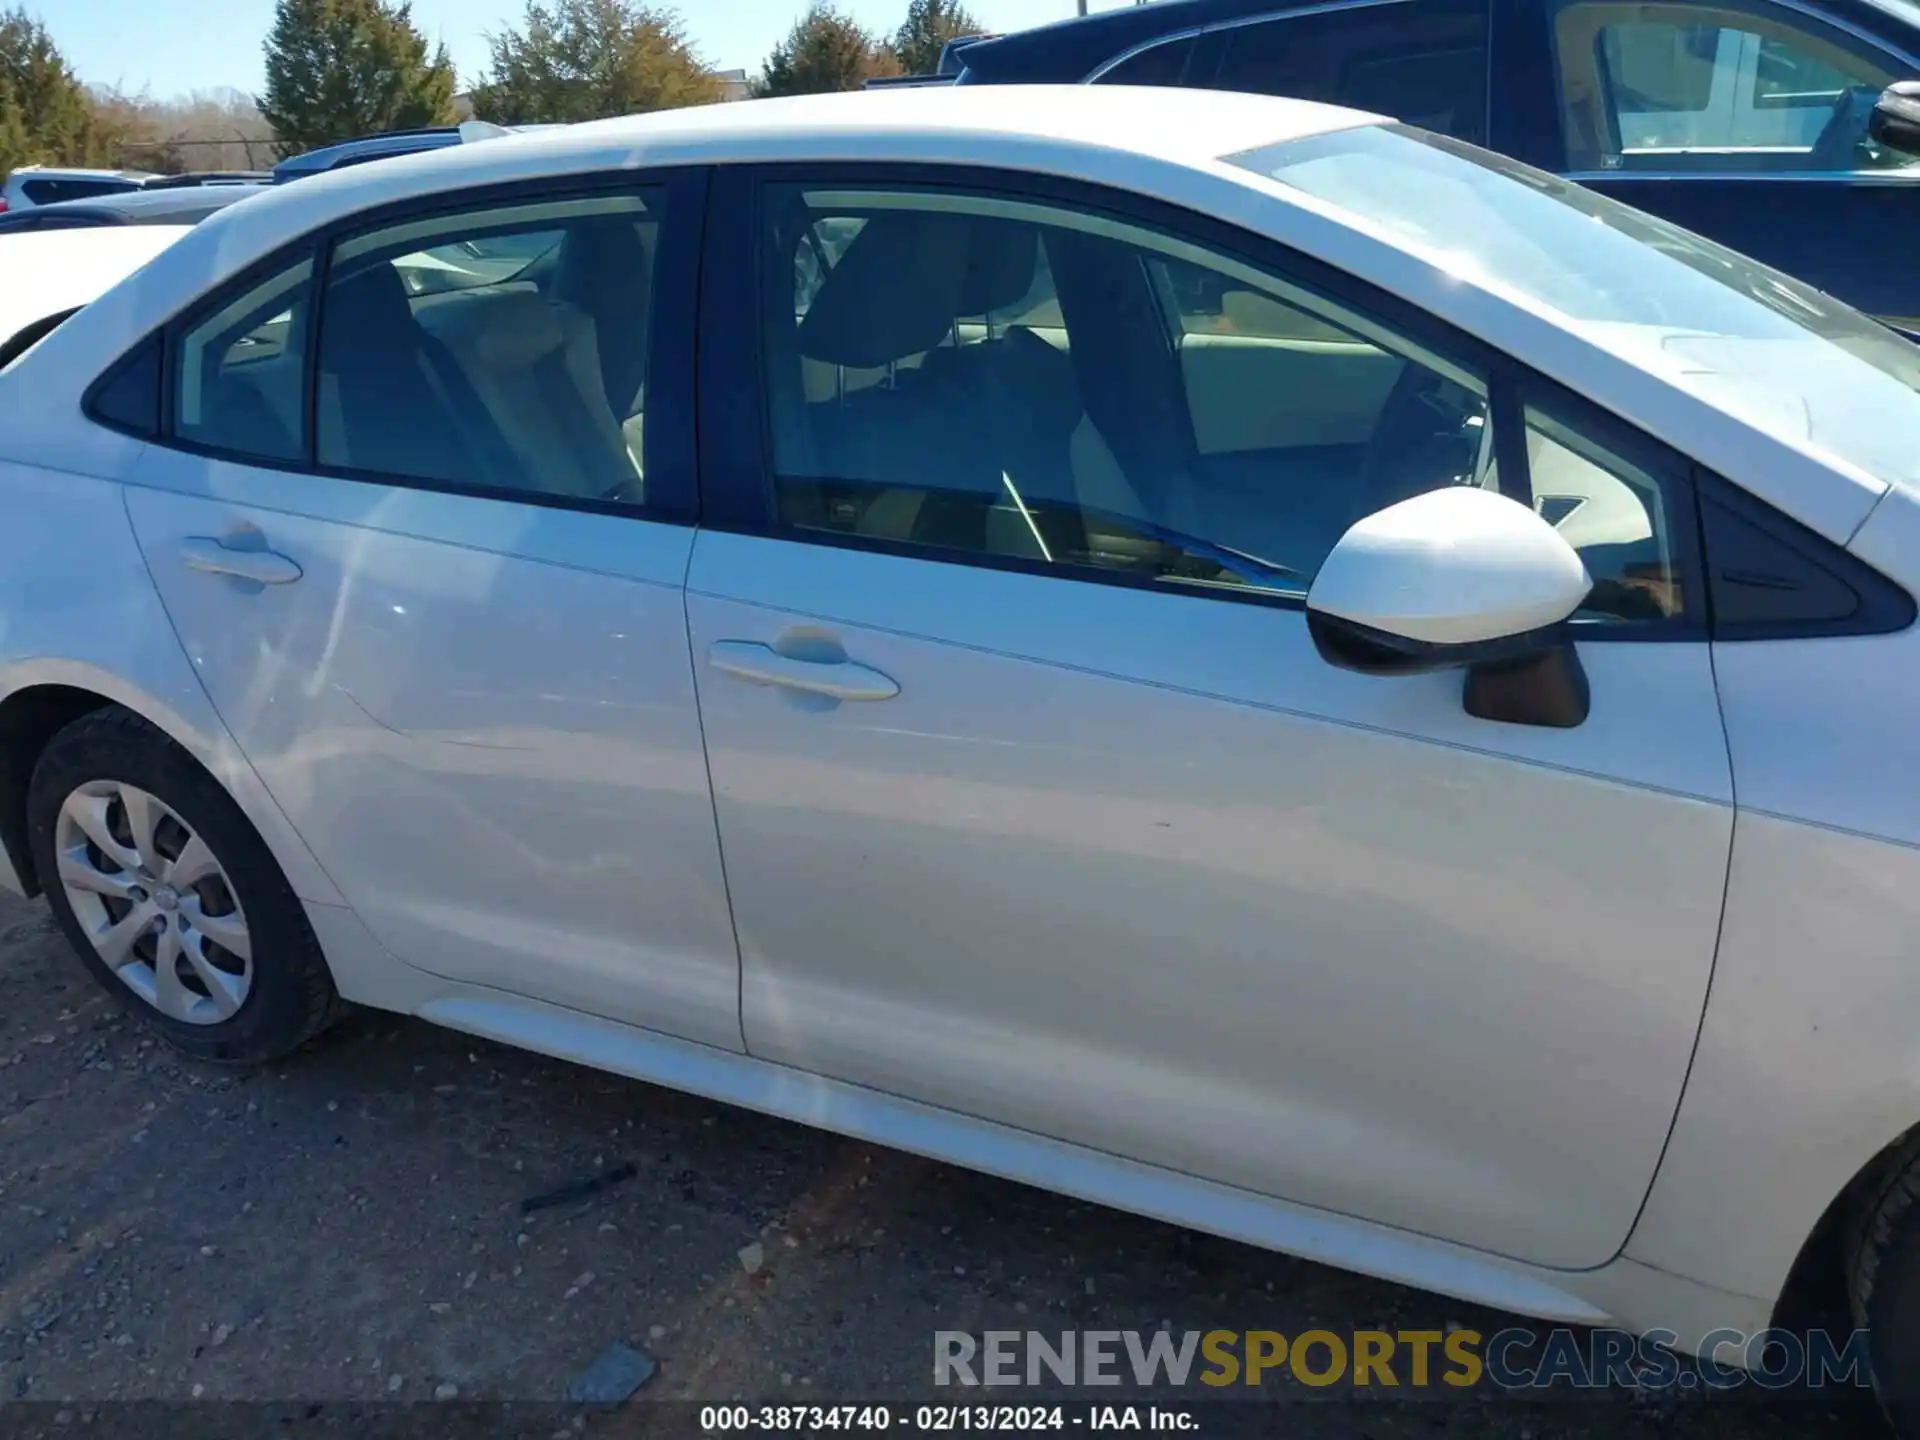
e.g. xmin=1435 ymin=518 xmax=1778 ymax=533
xmin=1228 ymin=123 xmax=1920 ymax=494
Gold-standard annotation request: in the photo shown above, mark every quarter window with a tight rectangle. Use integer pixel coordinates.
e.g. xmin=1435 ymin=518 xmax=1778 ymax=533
xmin=1552 ymin=1 xmax=1918 ymax=172
xmin=315 ymin=189 xmax=665 ymax=506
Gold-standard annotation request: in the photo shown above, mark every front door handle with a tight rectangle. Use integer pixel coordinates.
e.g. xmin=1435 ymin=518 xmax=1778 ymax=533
xmin=708 ymin=641 xmax=899 ymax=702
xmin=180 ymin=537 xmax=303 ymax=586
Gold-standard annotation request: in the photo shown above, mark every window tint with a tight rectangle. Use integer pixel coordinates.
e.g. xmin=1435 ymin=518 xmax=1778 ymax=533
xmin=1205 ymin=0 xmax=1490 ymax=144
xmin=172 ymin=256 xmax=313 ymax=462
xmin=20 ymin=177 xmax=139 ymax=205
xmin=316 ymin=189 xmax=663 ymax=506
xmin=759 ymin=183 xmax=1497 ymax=596
xmin=1553 ymin=1 xmax=1917 ymax=172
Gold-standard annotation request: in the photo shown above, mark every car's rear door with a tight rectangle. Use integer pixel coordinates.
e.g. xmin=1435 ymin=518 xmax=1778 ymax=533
xmin=120 ymin=169 xmax=745 ymax=1050
xmin=1506 ymin=0 xmax=1920 ymax=330
xmin=686 ymin=164 xmax=1732 ymax=1270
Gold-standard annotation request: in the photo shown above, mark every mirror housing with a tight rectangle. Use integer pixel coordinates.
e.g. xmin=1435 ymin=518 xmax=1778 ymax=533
xmin=1306 ymin=487 xmax=1595 ymax=727
xmin=1871 ymin=81 xmax=1920 ymax=156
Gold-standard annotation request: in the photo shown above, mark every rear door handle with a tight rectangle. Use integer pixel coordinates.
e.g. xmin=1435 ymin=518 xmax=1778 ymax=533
xmin=180 ymin=537 xmax=303 ymax=586
xmin=708 ymin=641 xmax=899 ymax=702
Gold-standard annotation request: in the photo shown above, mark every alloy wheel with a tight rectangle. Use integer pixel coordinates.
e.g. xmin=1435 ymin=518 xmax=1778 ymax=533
xmin=53 ymin=780 xmax=252 ymax=1025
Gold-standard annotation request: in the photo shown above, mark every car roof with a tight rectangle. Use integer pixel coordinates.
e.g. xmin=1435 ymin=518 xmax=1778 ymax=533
xmin=0 ymin=225 xmax=191 ymax=349
xmin=209 ymin=85 xmax=1374 ymax=257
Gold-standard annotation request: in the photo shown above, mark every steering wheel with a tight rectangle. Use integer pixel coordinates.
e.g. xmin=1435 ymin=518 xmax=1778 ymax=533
xmin=1807 ymin=85 xmax=1884 ymax=171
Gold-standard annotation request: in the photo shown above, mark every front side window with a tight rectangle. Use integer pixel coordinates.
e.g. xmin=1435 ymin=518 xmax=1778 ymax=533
xmin=1552 ymin=1 xmax=1918 ymax=172
xmin=1204 ymin=0 xmax=1490 ymax=144
xmin=755 ymin=180 xmax=1685 ymax=624
xmin=315 ymin=189 xmax=664 ymax=506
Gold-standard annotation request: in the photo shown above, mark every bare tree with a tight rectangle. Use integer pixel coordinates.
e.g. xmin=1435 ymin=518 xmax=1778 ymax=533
xmin=90 ymin=85 xmax=278 ymax=172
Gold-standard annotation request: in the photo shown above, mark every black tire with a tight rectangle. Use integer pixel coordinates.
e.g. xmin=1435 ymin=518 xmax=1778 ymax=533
xmin=1849 ymin=1130 xmax=1920 ymax=1434
xmin=26 ymin=705 xmax=341 ymax=1065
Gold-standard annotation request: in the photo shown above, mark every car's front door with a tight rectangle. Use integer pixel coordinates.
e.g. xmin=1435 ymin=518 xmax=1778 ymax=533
xmin=121 ymin=171 xmax=745 ymax=1051
xmin=686 ymin=167 xmax=1734 ymax=1270
xmin=1520 ymin=0 xmax=1920 ymax=330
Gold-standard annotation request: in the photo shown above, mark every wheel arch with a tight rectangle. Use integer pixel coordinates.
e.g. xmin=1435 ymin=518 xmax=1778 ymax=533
xmin=0 ymin=660 xmax=343 ymax=907
xmin=1772 ymin=1119 xmax=1920 ymax=1337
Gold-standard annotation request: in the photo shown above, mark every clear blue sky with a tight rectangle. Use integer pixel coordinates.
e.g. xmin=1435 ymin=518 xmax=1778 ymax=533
xmin=49 ymin=0 xmax=1122 ymax=98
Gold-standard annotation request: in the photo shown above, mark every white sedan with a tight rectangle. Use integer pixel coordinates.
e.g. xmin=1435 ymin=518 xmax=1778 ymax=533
xmin=3 ymin=85 xmax=1920 ymax=1419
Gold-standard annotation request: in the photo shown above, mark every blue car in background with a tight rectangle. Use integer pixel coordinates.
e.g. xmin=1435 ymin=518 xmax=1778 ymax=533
xmin=956 ymin=0 xmax=1920 ymax=331
xmin=271 ymin=121 xmax=559 ymax=183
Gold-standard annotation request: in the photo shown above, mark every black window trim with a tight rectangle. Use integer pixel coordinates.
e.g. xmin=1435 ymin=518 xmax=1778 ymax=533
xmin=697 ymin=158 xmax=1708 ymax=642
xmin=83 ymin=164 xmax=712 ymax=529
xmin=1694 ymin=467 xmax=1915 ymax=639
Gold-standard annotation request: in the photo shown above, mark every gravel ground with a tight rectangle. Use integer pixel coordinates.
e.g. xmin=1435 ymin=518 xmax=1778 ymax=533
xmin=0 ymin=887 xmax=1886 ymax=1438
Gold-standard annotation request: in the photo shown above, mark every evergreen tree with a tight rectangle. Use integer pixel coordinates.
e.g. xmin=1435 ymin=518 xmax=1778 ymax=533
xmin=259 ymin=0 xmax=457 ymax=156
xmin=0 ymin=8 xmax=102 ymax=172
xmin=754 ymin=4 xmax=901 ymax=97
xmin=891 ymin=0 xmax=979 ymax=78
xmin=471 ymin=0 xmax=718 ymax=124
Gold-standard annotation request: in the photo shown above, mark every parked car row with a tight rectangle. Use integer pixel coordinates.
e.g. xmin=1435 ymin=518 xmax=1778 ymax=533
xmin=0 ymin=122 xmax=562 ymax=237
xmin=4 ymin=80 xmax=1920 ymax=1434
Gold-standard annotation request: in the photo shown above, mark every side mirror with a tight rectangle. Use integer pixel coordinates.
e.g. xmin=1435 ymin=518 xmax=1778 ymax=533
xmin=1306 ymin=487 xmax=1595 ymax=728
xmin=1870 ymin=81 xmax=1920 ymax=156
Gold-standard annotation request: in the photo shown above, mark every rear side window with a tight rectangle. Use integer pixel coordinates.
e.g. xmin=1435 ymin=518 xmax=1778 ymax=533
xmin=171 ymin=256 xmax=313 ymax=463
xmin=20 ymin=178 xmax=139 ymax=205
xmin=1204 ymin=0 xmax=1491 ymax=143
xmin=313 ymin=187 xmax=666 ymax=507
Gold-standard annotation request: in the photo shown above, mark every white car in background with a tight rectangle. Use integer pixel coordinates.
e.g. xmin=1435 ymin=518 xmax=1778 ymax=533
xmin=0 ymin=226 xmax=192 ymax=367
xmin=4 ymin=86 xmax=1920 ymax=1425
xmin=0 ymin=165 xmax=152 ymax=214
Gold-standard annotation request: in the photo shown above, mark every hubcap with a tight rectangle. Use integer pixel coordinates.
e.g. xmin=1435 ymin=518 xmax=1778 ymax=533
xmin=53 ymin=780 xmax=252 ymax=1025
